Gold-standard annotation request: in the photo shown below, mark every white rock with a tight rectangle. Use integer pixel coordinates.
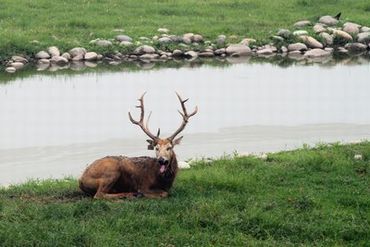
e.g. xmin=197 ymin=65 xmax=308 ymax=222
xmin=184 ymin=51 xmax=198 ymax=58
xmin=50 ymin=56 xmax=69 ymax=65
xmin=135 ymin=45 xmax=156 ymax=54
xmin=287 ymin=42 xmax=308 ymax=51
xmin=84 ymin=52 xmax=98 ymax=61
xmin=293 ymin=30 xmax=308 ymax=36
xmin=183 ymin=33 xmax=194 ymax=41
xmin=95 ymin=39 xmax=112 ymax=47
xmin=38 ymin=58 xmax=50 ymax=64
xmin=61 ymin=52 xmax=71 ymax=60
xmin=344 ymin=43 xmax=368 ymax=52
xmin=192 ymin=34 xmax=203 ymax=42
xmin=294 ymin=20 xmax=311 ymax=28
xmin=277 ymin=29 xmax=291 ymax=38
xmin=343 ymin=22 xmax=360 ymax=35
xmin=172 ymin=49 xmax=183 ymax=56
xmin=216 ymin=35 xmax=226 ymax=46
xmin=360 ymin=26 xmax=370 ymax=33
xmin=257 ymin=48 xmax=273 ymax=55
xmin=157 ymin=28 xmax=169 ymax=33
xmin=334 ymin=30 xmax=353 ymax=41
xmin=120 ymin=41 xmax=133 ymax=46
xmin=5 ymin=67 xmax=16 ymax=73
xmin=319 ymin=15 xmax=338 ymax=26
xmin=357 ymin=32 xmax=370 ymax=43
xmin=10 ymin=62 xmax=24 ymax=69
xmin=313 ymin=23 xmax=326 ymax=33
xmin=300 ymin=35 xmax=323 ymax=48
xmin=47 ymin=46 xmax=60 ymax=57
xmin=116 ymin=35 xmax=132 ymax=42
xmin=199 ymin=51 xmax=214 ymax=57
xmin=35 ymin=50 xmax=50 ymax=59
xmin=214 ymin=48 xmax=226 ymax=55
xmin=225 ymin=44 xmax=252 ymax=56
xmin=354 ymin=154 xmax=363 ymax=160
xmin=303 ymin=48 xmax=331 ymax=58
xmin=320 ymin=32 xmax=334 ymax=46
xmin=11 ymin=55 xmax=28 ymax=63
xmin=240 ymin=38 xmax=256 ymax=46
xmin=158 ymin=37 xmax=172 ymax=44
xmin=178 ymin=161 xmax=190 ymax=169
xmin=69 ymin=47 xmax=86 ymax=57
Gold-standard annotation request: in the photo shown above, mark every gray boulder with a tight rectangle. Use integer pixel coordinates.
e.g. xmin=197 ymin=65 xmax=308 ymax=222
xmin=216 ymin=35 xmax=226 ymax=46
xmin=192 ymin=34 xmax=203 ymax=42
xmin=5 ymin=67 xmax=16 ymax=73
xmin=157 ymin=28 xmax=169 ymax=33
xmin=313 ymin=23 xmax=326 ymax=33
xmin=293 ymin=30 xmax=308 ymax=36
xmin=35 ymin=51 xmax=50 ymax=59
xmin=343 ymin=22 xmax=360 ymax=35
xmin=48 ymin=46 xmax=60 ymax=57
xmin=95 ymin=39 xmax=112 ymax=47
xmin=120 ymin=41 xmax=133 ymax=46
xmin=303 ymin=48 xmax=331 ymax=58
xmin=199 ymin=51 xmax=214 ymax=57
xmin=214 ymin=48 xmax=226 ymax=55
xmin=277 ymin=29 xmax=291 ymax=39
xmin=225 ymin=44 xmax=252 ymax=56
xmin=344 ymin=43 xmax=368 ymax=52
xmin=69 ymin=47 xmax=87 ymax=57
xmin=357 ymin=32 xmax=370 ymax=43
xmin=158 ymin=37 xmax=172 ymax=44
xmin=61 ymin=52 xmax=71 ymax=60
xmin=11 ymin=55 xmax=28 ymax=63
xmin=319 ymin=15 xmax=338 ymax=26
xmin=10 ymin=62 xmax=24 ymax=69
xmin=140 ymin=54 xmax=159 ymax=60
xmin=50 ymin=56 xmax=69 ymax=65
xmin=135 ymin=45 xmax=156 ymax=54
xmin=360 ymin=26 xmax=370 ymax=33
xmin=116 ymin=35 xmax=132 ymax=42
xmin=334 ymin=30 xmax=353 ymax=41
xmin=300 ymin=36 xmax=323 ymax=49
xmin=84 ymin=52 xmax=98 ymax=61
xmin=320 ymin=32 xmax=334 ymax=46
xmin=184 ymin=51 xmax=198 ymax=59
xmin=294 ymin=20 xmax=311 ymax=28
xmin=287 ymin=42 xmax=308 ymax=51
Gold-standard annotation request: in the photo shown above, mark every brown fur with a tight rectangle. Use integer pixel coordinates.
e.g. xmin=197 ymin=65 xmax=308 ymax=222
xmin=79 ymin=140 xmax=179 ymax=199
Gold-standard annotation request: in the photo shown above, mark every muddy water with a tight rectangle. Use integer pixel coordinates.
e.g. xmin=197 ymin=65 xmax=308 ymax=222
xmin=1 ymin=61 xmax=370 ymax=185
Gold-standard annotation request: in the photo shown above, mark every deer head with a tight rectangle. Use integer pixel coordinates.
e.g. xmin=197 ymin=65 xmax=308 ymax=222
xmin=128 ymin=92 xmax=198 ymax=170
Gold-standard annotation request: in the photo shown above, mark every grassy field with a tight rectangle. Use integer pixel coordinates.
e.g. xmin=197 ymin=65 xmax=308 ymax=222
xmin=0 ymin=142 xmax=369 ymax=246
xmin=1 ymin=0 xmax=370 ymax=59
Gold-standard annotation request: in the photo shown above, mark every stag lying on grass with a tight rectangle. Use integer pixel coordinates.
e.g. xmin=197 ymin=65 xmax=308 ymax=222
xmin=79 ymin=93 xmax=198 ymax=199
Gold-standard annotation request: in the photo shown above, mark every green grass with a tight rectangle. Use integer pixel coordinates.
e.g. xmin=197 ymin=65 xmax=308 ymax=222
xmin=1 ymin=142 xmax=369 ymax=246
xmin=1 ymin=0 xmax=370 ymax=60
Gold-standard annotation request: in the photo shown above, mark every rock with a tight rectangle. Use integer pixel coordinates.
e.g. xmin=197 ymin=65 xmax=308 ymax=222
xmin=287 ymin=42 xmax=308 ymax=51
xmin=214 ymin=48 xmax=226 ymax=55
xmin=320 ymin=32 xmax=334 ymax=46
xmin=182 ymin=37 xmax=192 ymax=44
xmin=299 ymin=35 xmax=323 ymax=48
xmin=95 ymin=39 xmax=112 ymax=47
xmin=116 ymin=35 xmax=132 ymax=42
xmin=294 ymin=20 xmax=311 ymax=28
xmin=344 ymin=43 xmax=368 ymax=52
xmin=324 ymin=47 xmax=334 ymax=53
xmin=272 ymin=35 xmax=284 ymax=42
xmin=172 ymin=49 xmax=183 ymax=57
xmin=343 ymin=22 xmax=360 ymax=35
xmin=135 ymin=45 xmax=156 ymax=54
xmin=5 ymin=67 xmax=16 ymax=73
xmin=158 ymin=37 xmax=172 ymax=44
xmin=140 ymin=54 xmax=159 ymax=60
xmin=357 ymin=32 xmax=370 ymax=43
xmin=97 ymin=54 xmax=103 ymax=60
xmin=139 ymin=37 xmax=150 ymax=41
xmin=11 ymin=55 xmax=28 ymax=63
xmin=160 ymin=54 xmax=168 ymax=59
xmin=84 ymin=52 xmax=98 ymax=61
xmin=10 ymin=62 xmax=24 ymax=69
xmin=169 ymin=35 xmax=182 ymax=42
xmin=184 ymin=51 xmax=198 ymax=59
xmin=277 ymin=29 xmax=291 ymax=39
xmin=293 ymin=30 xmax=308 ymax=36
xmin=288 ymin=50 xmax=303 ymax=56
xmin=69 ymin=47 xmax=86 ymax=57
xmin=337 ymin=47 xmax=349 ymax=54
xmin=313 ymin=23 xmax=326 ymax=33
xmin=61 ymin=52 xmax=71 ymax=60
xmin=38 ymin=59 xmax=50 ymax=64
xmin=257 ymin=48 xmax=273 ymax=55
xmin=360 ymin=26 xmax=370 ymax=33
xmin=281 ymin=46 xmax=288 ymax=53
xmin=178 ymin=161 xmax=190 ymax=169
xmin=72 ymin=54 xmax=84 ymax=61
xmin=120 ymin=41 xmax=133 ymax=46
xmin=334 ymin=30 xmax=353 ymax=41
xmin=35 ymin=50 xmax=50 ymax=59
xmin=240 ymin=38 xmax=256 ymax=46
xmin=354 ymin=154 xmax=363 ymax=160
xmin=157 ymin=28 xmax=169 ymax=33
xmin=113 ymin=29 xmax=124 ymax=32
xmin=319 ymin=15 xmax=338 ymax=26
xmin=50 ymin=56 xmax=69 ymax=65
xmin=226 ymin=44 xmax=252 ymax=56
xmin=183 ymin=33 xmax=194 ymax=41
xmin=192 ymin=34 xmax=203 ymax=43
xmin=199 ymin=51 xmax=214 ymax=57
xmin=303 ymin=48 xmax=331 ymax=58
xmin=84 ymin=61 xmax=97 ymax=68
xmin=216 ymin=35 xmax=226 ymax=46
xmin=47 ymin=46 xmax=60 ymax=57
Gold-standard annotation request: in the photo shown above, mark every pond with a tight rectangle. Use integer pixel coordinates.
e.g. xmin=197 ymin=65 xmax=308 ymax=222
xmin=1 ymin=57 xmax=370 ymax=185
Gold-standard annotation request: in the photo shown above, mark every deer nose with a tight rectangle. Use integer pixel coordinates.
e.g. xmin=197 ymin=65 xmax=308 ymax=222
xmin=158 ymin=157 xmax=169 ymax=165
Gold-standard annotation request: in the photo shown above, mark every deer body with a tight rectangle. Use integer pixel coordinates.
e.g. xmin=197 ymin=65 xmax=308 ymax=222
xmin=79 ymin=93 xmax=197 ymax=199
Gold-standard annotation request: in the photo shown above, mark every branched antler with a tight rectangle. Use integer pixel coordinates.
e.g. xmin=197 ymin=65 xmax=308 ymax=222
xmin=128 ymin=92 xmax=159 ymax=141
xmin=168 ymin=92 xmax=198 ymax=141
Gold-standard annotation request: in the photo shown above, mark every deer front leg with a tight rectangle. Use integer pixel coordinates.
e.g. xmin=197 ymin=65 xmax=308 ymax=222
xmin=94 ymin=192 xmax=139 ymax=200
xmin=139 ymin=190 xmax=169 ymax=199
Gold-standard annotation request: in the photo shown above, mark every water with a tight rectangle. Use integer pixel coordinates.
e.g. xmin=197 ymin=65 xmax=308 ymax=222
xmin=1 ymin=59 xmax=370 ymax=185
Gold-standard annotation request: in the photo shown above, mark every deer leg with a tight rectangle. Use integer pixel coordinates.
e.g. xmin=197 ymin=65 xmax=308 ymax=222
xmin=139 ymin=190 xmax=169 ymax=199
xmin=94 ymin=192 xmax=138 ymax=200
xmin=93 ymin=176 xmax=138 ymax=200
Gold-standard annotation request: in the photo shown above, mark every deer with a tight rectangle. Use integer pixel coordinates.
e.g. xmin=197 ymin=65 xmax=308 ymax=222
xmin=79 ymin=92 xmax=198 ymax=199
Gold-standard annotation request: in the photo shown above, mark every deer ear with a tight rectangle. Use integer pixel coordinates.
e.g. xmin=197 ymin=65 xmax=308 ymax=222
xmin=173 ymin=136 xmax=183 ymax=146
xmin=146 ymin=139 xmax=155 ymax=150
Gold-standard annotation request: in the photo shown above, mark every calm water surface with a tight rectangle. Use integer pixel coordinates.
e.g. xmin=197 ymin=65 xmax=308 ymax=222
xmin=0 ymin=61 xmax=369 ymax=184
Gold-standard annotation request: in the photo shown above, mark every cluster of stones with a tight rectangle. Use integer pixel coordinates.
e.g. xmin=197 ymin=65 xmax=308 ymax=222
xmin=4 ymin=15 xmax=370 ymax=73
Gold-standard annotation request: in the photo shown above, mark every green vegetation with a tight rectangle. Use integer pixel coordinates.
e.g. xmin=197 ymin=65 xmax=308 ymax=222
xmin=1 ymin=0 xmax=370 ymax=60
xmin=1 ymin=142 xmax=369 ymax=246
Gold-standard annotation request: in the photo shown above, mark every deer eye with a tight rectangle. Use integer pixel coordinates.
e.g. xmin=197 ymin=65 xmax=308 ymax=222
xmin=166 ymin=147 xmax=172 ymax=151
xmin=155 ymin=147 xmax=159 ymax=151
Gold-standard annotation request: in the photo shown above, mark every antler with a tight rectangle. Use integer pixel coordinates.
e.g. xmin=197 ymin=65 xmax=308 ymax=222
xmin=128 ymin=92 xmax=159 ymax=141
xmin=168 ymin=92 xmax=198 ymax=141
